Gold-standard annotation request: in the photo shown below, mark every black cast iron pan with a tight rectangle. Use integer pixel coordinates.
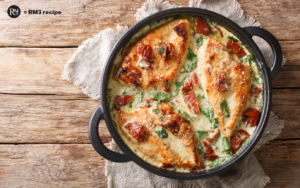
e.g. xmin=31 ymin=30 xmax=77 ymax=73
xmin=89 ymin=8 xmax=282 ymax=180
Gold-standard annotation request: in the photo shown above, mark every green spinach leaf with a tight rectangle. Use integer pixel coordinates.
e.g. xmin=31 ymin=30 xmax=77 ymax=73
xmin=155 ymin=127 xmax=168 ymax=138
xmin=220 ymin=100 xmax=230 ymax=118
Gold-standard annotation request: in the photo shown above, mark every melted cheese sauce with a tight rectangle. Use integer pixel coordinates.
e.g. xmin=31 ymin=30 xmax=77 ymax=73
xmin=107 ymin=16 xmax=263 ymax=172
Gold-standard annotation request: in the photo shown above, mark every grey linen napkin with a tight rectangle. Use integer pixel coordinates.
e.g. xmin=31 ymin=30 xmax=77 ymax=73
xmin=63 ymin=0 xmax=285 ymax=187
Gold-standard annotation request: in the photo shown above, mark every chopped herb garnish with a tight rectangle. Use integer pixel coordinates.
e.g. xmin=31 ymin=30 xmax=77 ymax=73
xmin=152 ymin=108 xmax=159 ymax=114
xmin=246 ymin=55 xmax=255 ymax=74
xmin=164 ymin=81 xmax=171 ymax=87
xmin=177 ymin=110 xmax=192 ymax=121
xmin=197 ymin=130 xmax=208 ymax=139
xmin=170 ymin=102 xmax=175 ymax=106
xmin=208 ymin=158 xmax=220 ymax=168
xmin=122 ymin=86 xmax=128 ymax=95
xmin=128 ymin=101 xmax=133 ymax=108
xmin=193 ymin=165 xmax=200 ymax=169
xmin=227 ymin=36 xmax=239 ymax=43
xmin=174 ymin=76 xmax=188 ymax=94
xmin=222 ymin=137 xmax=231 ymax=151
xmin=171 ymin=167 xmax=176 ymax=172
xmin=196 ymin=36 xmax=203 ymax=49
xmin=158 ymin=46 xmax=164 ymax=53
xmin=235 ymin=120 xmax=242 ymax=129
xmin=146 ymin=92 xmax=173 ymax=103
xmin=136 ymin=92 xmax=143 ymax=104
xmin=112 ymin=121 xmax=118 ymax=128
xmin=220 ymin=100 xmax=230 ymax=118
xmin=108 ymin=88 xmax=112 ymax=94
xmin=115 ymin=79 xmax=120 ymax=83
xmin=200 ymin=104 xmax=218 ymax=129
xmin=154 ymin=85 xmax=157 ymax=90
xmin=155 ymin=127 xmax=168 ymax=138
xmin=258 ymin=71 xmax=262 ymax=77
xmin=134 ymin=88 xmax=140 ymax=92
xmin=181 ymin=49 xmax=198 ymax=73
xmin=252 ymin=75 xmax=259 ymax=83
xmin=197 ymin=94 xmax=204 ymax=100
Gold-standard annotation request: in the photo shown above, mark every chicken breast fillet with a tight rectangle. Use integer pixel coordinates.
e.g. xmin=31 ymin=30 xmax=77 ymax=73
xmin=116 ymin=18 xmax=191 ymax=92
xmin=197 ymin=36 xmax=251 ymax=137
xmin=118 ymin=103 xmax=203 ymax=168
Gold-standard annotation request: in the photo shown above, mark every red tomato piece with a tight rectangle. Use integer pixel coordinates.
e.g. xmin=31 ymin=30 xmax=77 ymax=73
xmin=181 ymin=73 xmax=199 ymax=94
xmin=113 ymin=95 xmax=133 ymax=110
xmin=206 ymin=128 xmax=220 ymax=144
xmin=195 ymin=17 xmax=211 ymax=36
xmin=159 ymin=43 xmax=175 ymax=61
xmin=242 ymin=108 xmax=260 ymax=127
xmin=138 ymin=45 xmax=153 ymax=63
xmin=125 ymin=121 xmax=147 ymax=142
xmin=215 ymin=27 xmax=223 ymax=38
xmin=226 ymin=40 xmax=247 ymax=58
xmin=230 ymin=132 xmax=243 ymax=154
xmin=214 ymin=73 xmax=229 ymax=92
xmin=237 ymin=129 xmax=250 ymax=140
xmin=183 ymin=91 xmax=200 ymax=115
xmin=250 ymin=87 xmax=262 ymax=98
xmin=161 ymin=163 xmax=173 ymax=168
xmin=203 ymin=141 xmax=219 ymax=161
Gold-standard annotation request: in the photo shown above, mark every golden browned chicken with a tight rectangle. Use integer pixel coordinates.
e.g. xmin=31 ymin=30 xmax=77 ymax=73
xmin=116 ymin=18 xmax=191 ymax=92
xmin=197 ymin=36 xmax=251 ymax=137
xmin=118 ymin=103 xmax=203 ymax=169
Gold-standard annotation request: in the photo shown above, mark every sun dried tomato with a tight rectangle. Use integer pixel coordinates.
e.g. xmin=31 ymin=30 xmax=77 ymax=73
xmin=138 ymin=45 xmax=153 ymax=63
xmin=242 ymin=108 xmax=260 ymax=127
xmin=161 ymin=163 xmax=173 ymax=168
xmin=236 ymin=129 xmax=250 ymax=140
xmin=206 ymin=129 xmax=220 ymax=144
xmin=214 ymin=73 xmax=229 ymax=92
xmin=195 ymin=17 xmax=211 ymax=36
xmin=181 ymin=73 xmax=199 ymax=94
xmin=183 ymin=91 xmax=200 ymax=115
xmin=203 ymin=141 xmax=219 ymax=161
xmin=125 ymin=121 xmax=147 ymax=142
xmin=113 ymin=95 xmax=133 ymax=110
xmin=159 ymin=43 xmax=175 ymax=61
xmin=250 ymin=87 xmax=262 ymax=98
xmin=226 ymin=40 xmax=247 ymax=58
xmin=230 ymin=132 xmax=243 ymax=154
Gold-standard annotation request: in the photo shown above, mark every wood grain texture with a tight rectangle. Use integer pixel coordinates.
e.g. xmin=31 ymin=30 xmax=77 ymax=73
xmin=0 ymin=0 xmax=299 ymax=47
xmin=0 ymin=140 xmax=298 ymax=187
xmin=0 ymin=88 xmax=298 ymax=143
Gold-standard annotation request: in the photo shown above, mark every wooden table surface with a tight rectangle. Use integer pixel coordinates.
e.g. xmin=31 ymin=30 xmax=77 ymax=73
xmin=0 ymin=0 xmax=299 ymax=187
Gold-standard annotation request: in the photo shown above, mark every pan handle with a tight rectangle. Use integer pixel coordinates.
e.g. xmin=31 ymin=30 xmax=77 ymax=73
xmin=89 ymin=105 xmax=131 ymax=162
xmin=243 ymin=27 xmax=282 ymax=81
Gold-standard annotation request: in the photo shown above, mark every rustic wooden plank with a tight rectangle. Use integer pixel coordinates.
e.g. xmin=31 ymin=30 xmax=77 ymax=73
xmin=0 ymin=41 xmax=299 ymax=96
xmin=0 ymin=140 xmax=298 ymax=187
xmin=255 ymin=140 xmax=300 ymax=188
xmin=0 ymin=48 xmax=83 ymax=95
xmin=0 ymin=144 xmax=108 ymax=187
xmin=272 ymin=89 xmax=300 ymax=140
xmin=0 ymin=88 xmax=298 ymax=143
xmin=240 ymin=0 xmax=300 ymax=41
xmin=0 ymin=0 xmax=298 ymax=47
xmin=0 ymin=94 xmax=111 ymax=144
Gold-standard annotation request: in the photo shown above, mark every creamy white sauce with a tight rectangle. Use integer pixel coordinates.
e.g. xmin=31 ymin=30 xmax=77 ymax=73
xmin=107 ymin=16 xmax=263 ymax=172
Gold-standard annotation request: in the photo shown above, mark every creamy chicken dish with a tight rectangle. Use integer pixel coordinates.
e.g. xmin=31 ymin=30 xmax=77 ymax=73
xmin=107 ymin=15 xmax=263 ymax=172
